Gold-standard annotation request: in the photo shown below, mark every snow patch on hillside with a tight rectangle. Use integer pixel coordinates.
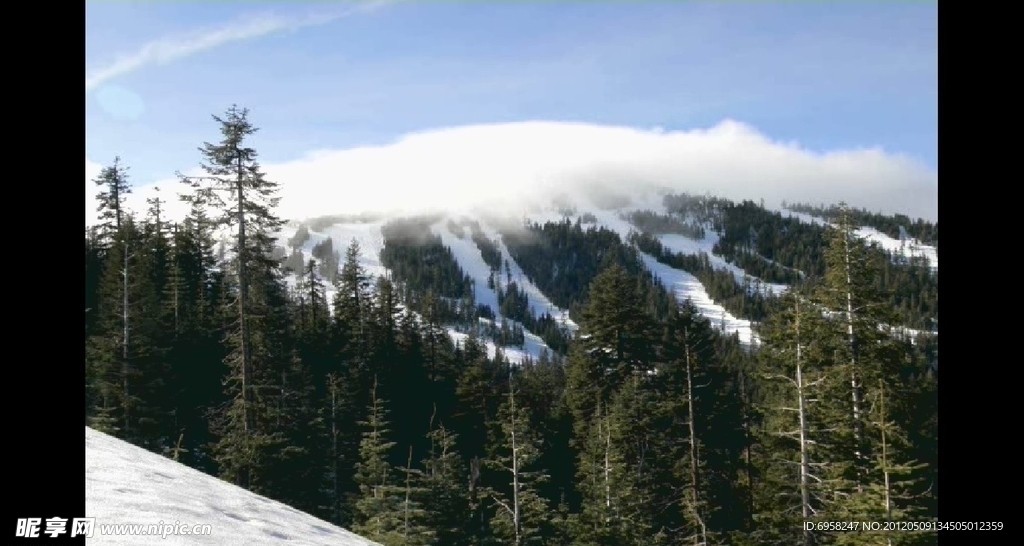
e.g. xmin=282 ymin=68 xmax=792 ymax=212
xmin=432 ymin=219 xmax=555 ymax=362
xmin=433 ymin=220 xmax=501 ymax=319
xmin=277 ymin=219 xmax=389 ymax=304
xmin=86 ymin=426 xmax=379 ymax=545
xmin=854 ymin=226 xmax=938 ymax=271
xmin=782 ymin=210 xmax=938 ymax=271
xmin=584 ymin=206 xmax=758 ymax=344
xmin=476 ymin=220 xmax=578 ymax=332
xmin=640 ymin=254 xmax=758 ymax=345
xmin=446 ymin=327 xmax=552 ymax=365
xmin=657 ymin=233 xmax=790 ymax=296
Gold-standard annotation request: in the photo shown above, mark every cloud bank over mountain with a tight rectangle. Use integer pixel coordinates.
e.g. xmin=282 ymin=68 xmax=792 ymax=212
xmin=87 ymin=119 xmax=937 ymax=225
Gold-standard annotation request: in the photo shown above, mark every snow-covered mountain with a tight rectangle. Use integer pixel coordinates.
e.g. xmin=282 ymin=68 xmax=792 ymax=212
xmin=85 ymin=427 xmax=380 ymax=545
xmin=274 ymin=191 xmax=937 ymax=353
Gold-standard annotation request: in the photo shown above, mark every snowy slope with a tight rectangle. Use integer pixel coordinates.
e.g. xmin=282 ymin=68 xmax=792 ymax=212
xmin=477 ymin=220 xmax=578 ymax=332
xmin=433 ymin=219 xmax=502 ymax=320
xmin=277 ymin=219 xmax=389 ymax=303
xmin=782 ymin=210 xmax=938 ymax=271
xmin=657 ymin=233 xmax=790 ymax=296
xmin=854 ymin=226 xmax=938 ymax=271
xmin=640 ymin=254 xmax=758 ymax=344
xmin=446 ymin=327 xmax=553 ymax=364
xmin=85 ymin=427 xmax=380 ymax=545
xmin=432 ymin=218 xmax=556 ymax=362
xmin=584 ymin=206 xmax=759 ymax=344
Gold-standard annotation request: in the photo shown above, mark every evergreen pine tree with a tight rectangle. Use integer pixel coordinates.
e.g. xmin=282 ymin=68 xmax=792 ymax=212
xmin=423 ymin=421 xmax=472 ymax=546
xmin=486 ymin=372 xmax=552 ymax=546
xmin=92 ymin=156 xmax=131 ymax=247
xmin=182 ymin=105 xmax=288 ymax=492
xmin=752 ymin=292 xmax=838 ymax=546
xmin=566 ymin=264 xmax=657 ymax=439
xmin=354 ymin=376 xmax=406 ymax=544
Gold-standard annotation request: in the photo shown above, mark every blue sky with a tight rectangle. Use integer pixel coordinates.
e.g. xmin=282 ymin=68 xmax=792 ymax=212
xmin=86 ymin=1 xmax=937 ymax=220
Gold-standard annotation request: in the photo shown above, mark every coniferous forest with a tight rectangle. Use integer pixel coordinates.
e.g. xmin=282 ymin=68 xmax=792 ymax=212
xmin=85 ymin=106 xmax=938 ymax=545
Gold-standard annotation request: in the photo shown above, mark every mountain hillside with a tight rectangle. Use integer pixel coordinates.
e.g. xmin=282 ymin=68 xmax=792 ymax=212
xmin=85 ymin=116 xmax=939 ymax=545
xmin=86 ymin=427 xmax=380 ymax=545
xmin=273 ymin=190 xmax=938 ymax=352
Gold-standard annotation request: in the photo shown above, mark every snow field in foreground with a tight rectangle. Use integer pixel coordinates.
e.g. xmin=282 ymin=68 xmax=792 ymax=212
xmin=86 ymin=426 xmax=379 ymax=545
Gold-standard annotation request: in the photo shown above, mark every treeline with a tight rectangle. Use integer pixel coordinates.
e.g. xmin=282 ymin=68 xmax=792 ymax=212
xmin=380 ymin=216 xmax=476 ymax=325
xmin=654 ymin=193 xmax=938 ymax=331
xmin=285 ymin=235 xmax=341 ymax=284
xmin=784 ymin=200 xmax=939 ymax=246
xmin=85 ymin=105 xmax=937 ymax=546
xmin=629 ymin=231 xmax=776 ymax=322
xmin=380 ymin=217 xmax=541 ymax=353
xmin=712 ymin=199 xmax=828 ymax=282
xmin=496 ymin=279 xmax=571 ymax=354
xmin=500 ymin=218 xmax=675 ymax=323
xmin=626 ymin=209 xmax=706 ymax=239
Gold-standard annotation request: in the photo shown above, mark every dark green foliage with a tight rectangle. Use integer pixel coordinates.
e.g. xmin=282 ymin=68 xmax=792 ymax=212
xmin=380 ymin=217 xmax=475 ymax=323
xmin=566 ymin=264 xmax=659 ymax=416
xmin=422 ymin=423 xmax=472 ymax=546
xmin=485 ymin=373 xmax=553 ymax=546
xmin=85 ymin=118 xmax=936 ymax=545
xmin=92 ymin=156 xmax=132 ymax=246
xmin=500 ymin=219 xmax=637 ymax=312
xmin=178 ymin=105 xmax=296 ymax=499
xmin=353 ymin=377 xmax=404 ymax=542
xmin=785 ymin=200 xmax=938 ymax=247
xmin=630 ymin=231 xmax=775 ymax=322
xmin=501 ymin=218 xmax=676 ymax=325
xmin=627 ymin=209 xmax=706 ymax=239
xmin=751 ymin=291 xmax=839 ymax=545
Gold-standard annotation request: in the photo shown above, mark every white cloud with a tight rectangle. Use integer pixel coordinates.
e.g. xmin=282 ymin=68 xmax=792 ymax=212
xmin=86 ymin=0 xmax=394 ymax=91
xmin=86 ymin=158 xmax=194 ymax=228
xmin=93 ymin=119 xmax=937 ymax=228
xmin=266 ymin=120 xmax=937 ymax=222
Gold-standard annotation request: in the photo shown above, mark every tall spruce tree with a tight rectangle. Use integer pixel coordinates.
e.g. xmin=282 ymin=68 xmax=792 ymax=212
xmin=87 ymin=157 xmax=135 ymax=435
xmin=571 ymin=396 xmax=647 ymax=546
xmin=815 ymin=203 xmax=931 ymax=532
xmin=92 ymin=156 xmax=131 ymax=247
xmin=182 ymin=105 xmax=287 ymax=492
xmin=817 ymin=203 xmax=889 ymax=490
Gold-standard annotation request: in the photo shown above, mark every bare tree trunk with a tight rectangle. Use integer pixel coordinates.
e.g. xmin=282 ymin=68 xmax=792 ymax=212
xmin=603 ymin=408 xmax=611 ymax=521
xmin=172 ymin=224 xmax=179 ymax=333
xmin=738 ymin=363 xmax=756 ymax=527
xmin=330 ymin=378 xmax=340 ymax=524
xmin=795 ymin=301 xmax=813 ymax=546
xmin=122 ymin=237 xmax=131 ymax=436
xmin=840 ymin=208 xmax=866 ymax=490
xmin=234 ymin=150 xmax=254 ymax=489
xmin=404 ymin=445 xmax=413 ymax=540
xmin=879 ymin=380 xmax=893 ymax=546
xmin=509 ymin=372 xmax=521 ymax=546
xmin=683 ymin=335 xmax=708 ymax=546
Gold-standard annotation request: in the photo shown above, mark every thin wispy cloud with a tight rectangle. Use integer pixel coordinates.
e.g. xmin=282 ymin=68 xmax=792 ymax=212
xmin=85 ymin=0 xmax=394 ymax=91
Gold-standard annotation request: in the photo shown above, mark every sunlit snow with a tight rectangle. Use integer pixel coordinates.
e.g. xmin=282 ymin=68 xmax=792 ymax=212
xmin=85 ymin=426 xmax=380 ymax=545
